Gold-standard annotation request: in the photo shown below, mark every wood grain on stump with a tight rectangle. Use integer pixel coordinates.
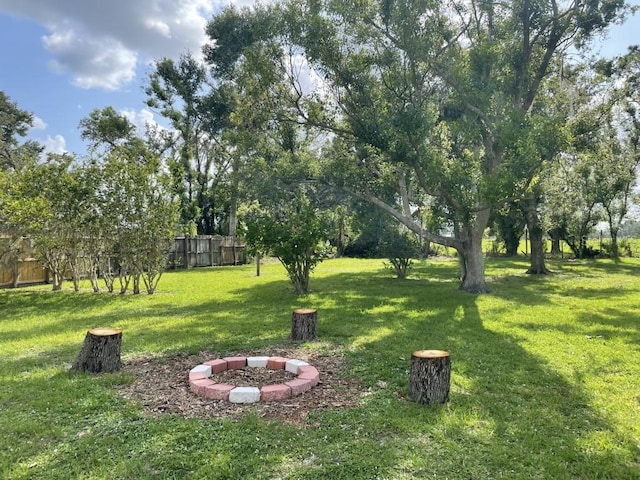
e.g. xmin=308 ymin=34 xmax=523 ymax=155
xmin=408 ymin=350 xmax=451 ymax=404
xmin=291 ymin=308 xmax=317 ymax=341
xmin=72 ymin=327 xmax=122 ymax=373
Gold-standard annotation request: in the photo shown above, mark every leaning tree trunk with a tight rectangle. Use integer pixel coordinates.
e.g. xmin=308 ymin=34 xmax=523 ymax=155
xmin=291 ymin=308 xmax=317 ymax=341
xmin=409 ymin=350 xmax=451 ymax=404
xmin=72 ymin=328 xmax=122 ymax=373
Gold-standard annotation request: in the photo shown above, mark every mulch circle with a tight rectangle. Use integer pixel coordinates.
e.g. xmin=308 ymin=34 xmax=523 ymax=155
xmin=115 ymin=347 xmax=363 ymax=424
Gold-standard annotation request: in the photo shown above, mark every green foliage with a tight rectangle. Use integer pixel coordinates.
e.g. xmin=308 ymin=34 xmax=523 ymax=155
xmin=0 ymin=90 xmax=43 ymax=171
xmin=244 ymin=193 xmax=331 ymax=294
xmin=78 ymin=106 xmax=136 ymax=151
xmin=378 ymin=229 xmax=421 ymax=279
xmin=209 ymin=0 xmax=626 ymax=292
xmin=0 ymin=153 xmax=84 ymax=290
xmin=100 ymin=142 xmax=179 ymax=294
xmin=0 ymin=105 xmax=179 ymax=294
xmin=145 ymin=54 xmax=232 ymax=235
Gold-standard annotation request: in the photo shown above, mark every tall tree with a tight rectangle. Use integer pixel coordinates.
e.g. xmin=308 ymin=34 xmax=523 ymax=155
xmin=276 ymin=0 xmax=625 ymax=292
xmin=600 ymin=47 xmax=640 ymax=258
xmin=204 ymin=7 xmax=293 ymax=237
xmin=146 ymin=54 xmax=233 ymax=235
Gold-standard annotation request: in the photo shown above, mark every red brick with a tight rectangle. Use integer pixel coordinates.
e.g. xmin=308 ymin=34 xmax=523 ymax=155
xmin=267 ymin=357 xmax=289 ymax=369
xmin=285 ymin=378 xmax=313 ymax=396
xmin=297 ymin=366 xmax=320 ymax=386
xmin=190 ymin=378 xmax=215 ymax=395
xmin=222 ymin=356 xmax=247 ymax=370
xmin=203 ymin=383 xmax=235 ymax=400
xmin=203 ymin=359 xmax=228 ymax=373
xmin=261 ymin=384 xmax=292 ymax=401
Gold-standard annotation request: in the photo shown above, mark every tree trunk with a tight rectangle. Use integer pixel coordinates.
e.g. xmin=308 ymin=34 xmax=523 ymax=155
xmin=457 ymin=210 xmax=490 ymax=293
xmin=12 ymin=258 xmax=19 ymax=288
xmin=72 ymin=327 xmax=122 ymax=373
xmin=458 ymin=232 xmax=488 ymax=294
xmin=291 ymin=308 xmax=317 ymax=341
xmin=610 ymin=228 xmax=619 ymax=259
xmin=549 ymin=229 xmax=562 ymax=255
xmin=52 ymin=271 xmax=63 ymax=291
xmin=523 ymin=195 xmax=550 ymax=274
xmin=496 ymin=202 xmax=524 ymax=256
xmin=229 ymin=167 xmax=240 ymax=237
xmin=422 ymin=240 xmax=431 ymax=259
xmin=408 ymin=350 xmax=451 ymax=404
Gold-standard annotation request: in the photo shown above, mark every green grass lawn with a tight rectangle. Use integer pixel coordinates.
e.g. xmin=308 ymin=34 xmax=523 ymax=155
xmin=1 ymin=257 xmax=639 ymax=479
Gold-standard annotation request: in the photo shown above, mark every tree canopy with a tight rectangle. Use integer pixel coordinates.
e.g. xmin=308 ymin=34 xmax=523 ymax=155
xmin=204 ymin=0 xmax=628 ymax=292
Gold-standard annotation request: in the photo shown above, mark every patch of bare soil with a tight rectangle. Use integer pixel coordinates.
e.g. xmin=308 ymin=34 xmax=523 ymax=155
xmin=114 ymin=347 xmax=363 ymax=424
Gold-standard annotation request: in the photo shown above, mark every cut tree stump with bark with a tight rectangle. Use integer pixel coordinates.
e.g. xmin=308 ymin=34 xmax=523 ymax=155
xmin=291 ymin=308 xmax=317 ymax=341
xmin=408 ymin=350 xmax=451 ymax=404
xmin=72 ymin=327 xmax=122 ymax=373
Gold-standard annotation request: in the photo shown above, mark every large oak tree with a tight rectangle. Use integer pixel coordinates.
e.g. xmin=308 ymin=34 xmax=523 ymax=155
xmin=206 ymin=0 xmax=626 ymax=292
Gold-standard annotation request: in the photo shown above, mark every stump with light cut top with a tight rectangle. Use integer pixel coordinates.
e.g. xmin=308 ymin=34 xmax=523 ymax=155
xmin=72 ymin=327 xmax=122 ymax=373
xmin=409 ymin=350 xmax=451 ymax=404
xmin=291 ymin=308 xmax=317 ymax=341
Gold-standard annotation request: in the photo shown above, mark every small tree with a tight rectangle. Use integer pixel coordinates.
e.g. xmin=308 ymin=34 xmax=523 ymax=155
xmin=81 ymin=108 xmax=179 ymax=294
xmin=1 ymin=154 xmax=78 ymax=291
xmin=244 ymin=193 xmax=331 ymax=294
xmin=379 ymin=228 xmax=421 ymax=279
xmin=101 ymin=142 xmax=178 ymax=294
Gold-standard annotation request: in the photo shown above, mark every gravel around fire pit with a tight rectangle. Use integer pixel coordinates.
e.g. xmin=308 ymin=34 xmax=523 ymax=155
xmin=115 ymin=347 xmax=363 ymax=424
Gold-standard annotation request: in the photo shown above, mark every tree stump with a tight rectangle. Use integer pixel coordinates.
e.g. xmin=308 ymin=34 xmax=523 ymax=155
xmin=72 ymin=327 xmax=122 ymax=373
xmin=408 ymin=350 xmax=451 ymax=404
xmin=291 ymin=308 xmax=317 ymax=341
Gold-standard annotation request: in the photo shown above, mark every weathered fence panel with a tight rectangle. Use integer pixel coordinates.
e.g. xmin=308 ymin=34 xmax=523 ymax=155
xmin=169 ymin=235 xmax=246 ymax=269
xmin=0 ymin=259 xmax=47 ymax=288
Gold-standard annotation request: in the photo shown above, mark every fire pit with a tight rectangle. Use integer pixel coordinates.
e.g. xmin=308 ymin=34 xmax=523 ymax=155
xmin=189 ymin=355 xmax=320 ymax=403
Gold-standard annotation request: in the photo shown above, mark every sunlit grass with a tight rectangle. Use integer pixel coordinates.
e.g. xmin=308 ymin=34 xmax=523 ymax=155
xmin=1 ymin=256 xmax=640 ymax=478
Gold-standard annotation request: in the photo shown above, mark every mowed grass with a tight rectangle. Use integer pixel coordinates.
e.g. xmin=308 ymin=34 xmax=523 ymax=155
xmin=1 ymin=257 xmax=639 ymax=479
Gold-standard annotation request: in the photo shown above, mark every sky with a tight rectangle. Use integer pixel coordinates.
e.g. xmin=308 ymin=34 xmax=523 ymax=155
xmin=0 ymin=0 xmax=639 ymax=157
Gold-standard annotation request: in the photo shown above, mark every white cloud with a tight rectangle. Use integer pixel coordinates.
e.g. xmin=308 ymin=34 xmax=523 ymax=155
xmin=44 ymin=30 xmax=138 ymax=90
xmin=31 ymin=116 xmax=47 ymax=131
xmin=120 ymin=107 xmax=162 ymax=134
xmin=0 ymin=0 xmax=219 ymax=91
xmin=43 ymin=134 xmax=67 ymax=155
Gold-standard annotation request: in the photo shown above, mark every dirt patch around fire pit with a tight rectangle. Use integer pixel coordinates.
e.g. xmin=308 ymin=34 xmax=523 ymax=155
xmin=115 ymin=346 xmax=363 ymax=424
xmin=214 ymin=365 xmax=297 ymax=387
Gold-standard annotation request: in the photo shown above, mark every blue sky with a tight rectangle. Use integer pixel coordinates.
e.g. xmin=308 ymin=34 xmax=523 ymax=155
xmin=0 ymin=0 xmax=639 ymax=156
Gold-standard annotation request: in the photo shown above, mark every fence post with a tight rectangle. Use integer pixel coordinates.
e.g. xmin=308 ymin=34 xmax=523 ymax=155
xmin=209 ymin=236 xmax=214 ymax=267
xmin=233 ymin=240 xmax=237 ymax=266
xmin=183 ymin=236 xmax=189 ymax=269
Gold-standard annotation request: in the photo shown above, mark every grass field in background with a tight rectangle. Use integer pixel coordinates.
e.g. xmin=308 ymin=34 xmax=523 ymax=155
xmin=1 ymin=256 xmax=639 ymax=479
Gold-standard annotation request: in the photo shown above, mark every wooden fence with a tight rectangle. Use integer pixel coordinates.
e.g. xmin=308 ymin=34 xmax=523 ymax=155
xmin=0 ymin=235 xmax=247 ymax=288
xmin=169 ymin=235 xmax=247 ymax=269
xmin=0 ymin=258 xmax=48 ymax=288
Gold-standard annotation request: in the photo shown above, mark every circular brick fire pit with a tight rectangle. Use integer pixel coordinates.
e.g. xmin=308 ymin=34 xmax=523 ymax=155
xmin=189 ymin=356 xmax=320 ymax=403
